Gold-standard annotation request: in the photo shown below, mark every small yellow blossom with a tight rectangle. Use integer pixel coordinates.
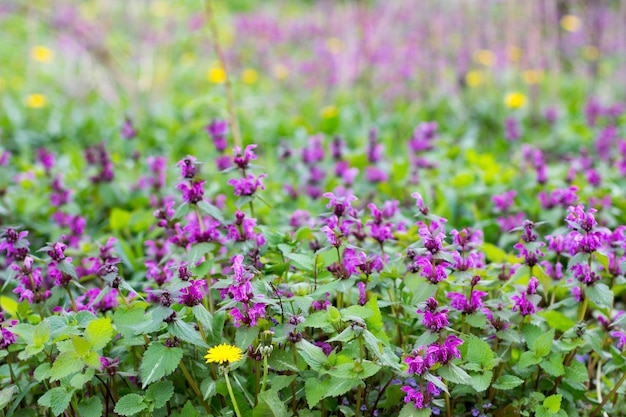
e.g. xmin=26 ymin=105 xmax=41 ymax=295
xmin=583 ymin=46 xmax=599 ymax=61
xmin=321 ymin=105 xmax=339 ymax=119
xmin=505 ymin=92 xmax=526 ymax=109
xmin=26 ymin=94 xmax=46 ymax=109
xmin=31 ymin=46 xmax=54 ymax=63
xmin=474 ymin=49 xmax=496 ymax=67
xmin=241 ymin=68 xmax=258 ymax=85
xmin=150 ymin=0 xmax=169 ymax=17
xmin=207 ymin=67 xmax=227 ymax=84
xmin=507 ymin=46 xmax=522 ymax=63
xmin=205 ymin=344 xmax=243 ymax=365
xmin=326 ymin=37 xmax=344 ymax=54
xmin=272 ymin=64 xmax=289 ymax=80
xmin=561 ymin=15 xmax=582 ymax=32
xmin=523 ymin=70 xmax=544 ymax=85
xmin=465 ymin=71 xmax=482 ymax=87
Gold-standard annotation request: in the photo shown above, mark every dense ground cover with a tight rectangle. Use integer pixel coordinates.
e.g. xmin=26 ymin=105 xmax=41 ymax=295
xmin=1 ymin=1 xmax=626 ymax=417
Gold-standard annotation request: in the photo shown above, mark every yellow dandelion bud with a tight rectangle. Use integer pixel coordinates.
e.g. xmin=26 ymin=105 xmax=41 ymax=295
xmin=474 ymin=49 xmax=496 ymax=67
xmin=507 ymin=46 xmax=522 ymax=63
xmin=505 ymin=92 xmax=526 ymax=109
xmin=523 ymin=70 xmax=544 ymax=85
xmin=31 ymin=46 xmax=54 ymax=63
xmin=561 ymin=15 xmax=582 ymax=32
xmin=583 ymin=46 xmax=599 ymax=61
xmin=465 ymin=71 xmax=482 ymax=88
xmin=272 ymin=64 xmax=289 ymax=80
xmin=241 ymin=68 xmax=258 ymax=85
xmin=321 ymin=105 xmax=339 ymax=119
xmin=207 ymin=67 xmax=227 ymax=84
xmin=205 ymin=344 xmax=243 ymax=365
xmin=326 ymin=37 xmax=344 ymax=54
xmin=26 ymin=94 xmax=46 ymax=109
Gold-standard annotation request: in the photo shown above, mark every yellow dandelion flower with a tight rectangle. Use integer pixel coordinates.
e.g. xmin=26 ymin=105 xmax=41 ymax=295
xmin=583 ymin=46 xmax=599 ymax=61
xmin=207 ymin=67 xmax=227 ymax=84
xmin=523 ymin=70 xmax=544 ymax=85
xmin=31 ymin=46 xmax=54 ymax=63
xmin=241 ymin=68 xmax=258 ymax=85
xmin=561 ymin=15 xmax=582 ymax=32
xmin=465 ymin=70 xmax=482 ymax=88
xmin=205 ymin=344 xmax=243 ymax=365
xmin=272 ymin=64 xmax=289 ymax=80
xmin=326 ymin=37 xmax=344 ymax=54
xmin=474 ymin=49 xmax=496 ymax=67
xmin=505 ymin=92 xmax=526 ymax=109
xmin=26 ymin=94 xmax=46 ymax=109
xmin=321 ymin=105 xmax=339 ymax=119
xmin=507 ymin=46 xmax=522 ymax=63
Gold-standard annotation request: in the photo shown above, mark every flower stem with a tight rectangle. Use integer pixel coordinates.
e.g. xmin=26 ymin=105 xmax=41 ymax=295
xmin=224 ymin=369 xmax=243 ymax=417
xmin=260 ymin=355 xmax=269 ymax=393
xmin=66 ymin=286 xmax=77 ymax=312
xmin=444 ymin=380 xmax=452 ymax=417
xmin=590 ymin=370 xmax=626 ymax=417
xmin=179 ymin=360 xmax=212 ymax=415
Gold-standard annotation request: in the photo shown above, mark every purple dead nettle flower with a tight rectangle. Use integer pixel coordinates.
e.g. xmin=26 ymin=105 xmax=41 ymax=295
xmin=511 ymin=277 xmax=540 ymax=316
xmin=492 ymin=190 xmax=516 ymax=213
xmin=74 ymin=288 xmax=118 ymax=313
xmin=565 ymin=205 xmax=604 ymax=255
xmin=36 ymin=147 xmax=55 ymax=174
xmin=225 ymin=255 xmax=267 ymax=328
xmin=289 ymin=210 xmax=315 ymax=229
xmin=357 ymin=281 xmax=367 ymax=305
xmin=324 ymin=192 xmax=357 ymax=218
xmin=145 ymin=240 xmax=176 ymax=286
xmin=0 ymin=150 xmax=10 ymax=166
xmin=302 ymin=134 xmax=325 ymax=165
xmin=504 ymin=117 xmax=521 ymax=141
xmin=411 ymin=192 xmax=429 ymax=216
xmin=417 ymin=297 xmax=449 ymax=332
xmin=50 ymin=175 xmax=71 ymax=206
xmin=409 ymin=121 xmax=438 ymax=153
xmin=228 ymin=174 xmax=266 ymax=196
xmin=177 ymin=180 xmax=205 ymax=204
xmin=184 ymin=215 xmax=222 ymax=244
xmin=0 ymin=227 xmax=31 ymax=262
xmin=233 ymin=144 xmax=258 ymax=171
xmin=177 ymin=156 xmax=198 ymax=179
xmin=538 ymin=186 xmax=579 ymax=209
xmin=178 ymin=280 xmax=206 ymax=306
xmin=206 ymin=120 xmax=229 ymax=152
xmin=447 ymin=288 xmax=488 ymax=314
xmin=85 ymin=143 xmax=114 ymax=183
xmin=121 ymin=116 xmax=137 ymax=139
xmin=571 ymin=263 xmax=601 ymax=285
xmin=312 ymin=293 xmax=331 ymax=311
xmin=611 ymin=330 xmax=626 ymax=349
xmin=330 ymin=136 xmax=345 ymax=160
xmin=12 ymin=256 xmax=51 ymax=304
xmin=417 ymin=219 xmax=447 ymax=254
xmin=515 ymin=242 xmax=545 ymax=267
xmin=228 ymin=209 xmax=260 ymax=243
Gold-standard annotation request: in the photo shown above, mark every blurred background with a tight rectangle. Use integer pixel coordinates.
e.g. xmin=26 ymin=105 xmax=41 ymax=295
xmin=1 ymin=0 xmax=624 ymax=149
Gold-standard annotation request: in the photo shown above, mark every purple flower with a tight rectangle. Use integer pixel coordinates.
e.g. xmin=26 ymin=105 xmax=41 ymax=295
xmin=447 ymin=290 xmax=487 ymax=314
xmin=417 ymin=220 xmax=446 ymax=254
xmin=228 ymin=174 xmax=266 ymax=196
xmin=417 ymin=297 xmax=449 ymax=332
xmin=206 ymin=120 xmax=229 ymax=152
xmin=511 ymin=293 xmax=536 ymax=316
xmin=37 ymin=147 xmax=55 ymax=172
xmin=177 ymin=156 xmax=198 ymax=179
xmin=178 ymin=280 xmax=205 ymax=306
xmin=233 ymin=144 xmax=258 ymax=170
xmin=357 ymin=281 xmax=366 ymax=305
xmin=0 ymin=327 xmax=16 ymax=349
xmin=414 ymin=257 xmax=448 ymax=284
xmin=504 ymin=117 xmax=521 ymax=141
xmin=365 ymin=166 xmax=388 ymax=182
xmin=177 ymin=180 xmax=205 ymax=204
xmin=610 ymin=330 xmax=626 ymax=348
xmin=321 ymin=225 xmax=340 ymax=247
xmin=571 ymin=263 xmax=601 ymax=285
xmin=405 ymin=347 xmax=433 ymax=375
xmin=323 ymin=192 xmax=357 ymax=218
xmin=121 ymin=117 xmax=137 ymax=139
xmin=411 ymin=192 xmax=429 ymax=215
xmin=302 ymin=135 xmax=325 ymax=164
xmin=430 ymin=335 xmax=463 ymax=365
xmin=401 ymin=386 xmax=425 ymax=409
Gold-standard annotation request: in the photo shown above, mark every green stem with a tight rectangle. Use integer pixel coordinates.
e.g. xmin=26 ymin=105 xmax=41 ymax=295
xmin=224 ymin=369 xmax=243 ymax=417
xmin=590 ymin=370 xmax=626 ymax=417
xmin=248 ymin=201 xmax=255 ymax=219
xmin=577 ymin=285 xmax=588 ymax=322
xmin=261 ymin=355 xmax=268 ymax=393
xmin=66 ymin=286 xmax=77 ymax=312
xmin=179 ymin=360 xmax=212 ymax=415
xmin=444 ymin=380 xmax=452 ymax=417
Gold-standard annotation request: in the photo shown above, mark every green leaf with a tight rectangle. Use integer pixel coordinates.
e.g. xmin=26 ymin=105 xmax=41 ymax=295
xmin=518 ymin=350 xmax=542 ymax=369
xmin=110 ymin=208 xmax=132 ymax=231
xmin=586 ymin=283 xmax=613 ymax=310
xmin=188 ymin=242 xmax=213 ymax=265
xmin=303 ymin=311 xmax=332 ymax=329
xmin=270 ymin=375 xmax=297 ymax=392
xmin=34 ymin=363 xmax=51 ymax=382
xmin=470 ymin=370 xmax=493 ymax=392
xmin=492 ymin=374 xmax=524 ymax=390
xmin=398 ymin=403 xmax=432 ymax=417
xmin=197 ymin=200 xmax=225 ymax=224
xmin=305 ymin=377 xmax=362 ymax=408
xmin=540 ymin=353 xmax=565 ymax=377
xmin=191 ymin=304 xmax=213 ymax=330
xmin=33 ymin=320 xmax=50 ymax=346
xmin=114 ymin=394 xmax=147 ymax=416
xmin=85 ymin=317 xmax=115 ymax=351
xmin=532 ymin=328 xmax=555 ymax=357
xmin=285 ymin=253 xmax=314 ymax=271
xmin=50 ymin=351 xmax=83 ymax=381
xmin=139 ymin=343 xmax=183 ymax=388
xmin=543 ymin=394 xmax=562 ymax=413
xmin=297 ymin=339 xmax=329 ymax=372
xmin=72 ymin=335 xmax=92 ymax=357
xmin=481 ymin=243 xmax=517 ymax=263
xmin=267 ymin=348 xmax=300 ymax=372
xmin=364 ymin=297 xmax=384 ymax=333
xmin=534 ymin=265 xmax=552 ymax=293
xmin=437 ymin=363 xmax=472 ymax=385
xmin=522 ymin=323 xmax=543 ymax=348
xmin=38 ymin=387 xmax=73 ymax=417
xmin=70 ymin=368 xmax=95 ymax=389
xmin=77 ymin=396 xmax=103 ymax=417
xmin=539 ymin=310 xmax=576 ymax=333
xmin=146 ymin=380 xmax=174 ymax=409
xmin=253 ymin=389 xmax=289 ymax=417
xmin=113 ymin=303 xmax=147 ymax=339
xmin=168 ymin=319 xmax=208 ymax=348
xmin=235 ymin=325 xmax=258 ymax=351
xmin=564 ymin=360 xmax=588 ymax=384
xmin=0 ymin=386 xmax=18 ymax=409
xmin=174 ymin=401 xmax=199 ymax=417
xmin=466 ymin=335 xmax=496 ymax=370
xmin=465 ymin=312 xmax=487 ymax=329
xmin=304 ymin=378 xmax=326 ymax=408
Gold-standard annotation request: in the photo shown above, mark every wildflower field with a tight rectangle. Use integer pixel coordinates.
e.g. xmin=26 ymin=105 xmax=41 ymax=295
xmin=2 ymin=1 xmax=626 ymax=416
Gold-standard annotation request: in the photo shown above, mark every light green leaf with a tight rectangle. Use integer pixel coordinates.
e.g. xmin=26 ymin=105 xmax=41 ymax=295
xmin=146 ymin=380 xmax=174 ymax=409
xmin=253 ymin=389 xmax=289 ymax=417
xmin=297 ymin=339 xmax=329 ymax=372
xmin=140 ymin=343 xmax=183 ymax=388
xmin=50 ymin=351 xmax=83 ymax=381
xmin=85 ymin=317 xmax=115 ymax=351
xmin=470 ymin=370 xmax=493 ymax=392
xmin=72 ymin=335 xmax=92 ymax=357
xmin=38 ymin=387 xmax=73 ymax=416
xmin=492 ymin=374 xmax=524 ymax=390
xmin=532 ymin=328 xmax=555 ymax=358
xmin=77 ymin=396 xmax=103 ymax=417
xmin=543 ymin=394 xmax=562 ymax=413
xmin=438 ymin=363 xmax=472 ymax=385
xmin=110 ymin=208 xmax=132 ymax=232
xmin=399 ymin=403 xmax=432 ymax=417
xmin=33 ymin=320 xmax=50 ymax=346
xmin=466 ymin=335 xmax=496 ymax=370
xmin=114 ymin=394 xmax=147 ymax=416
xmin=168 ymin=320 xmax=208 ymax=348
xmin=540 ymin=354 xmax=565 ymax=377
xmin=586 ymin=283 xmax=613 ymax=310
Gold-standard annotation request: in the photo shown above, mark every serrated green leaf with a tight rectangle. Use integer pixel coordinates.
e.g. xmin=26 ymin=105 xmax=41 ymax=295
xmin=235 ymin=325 xmax=258 ymax=351
xmin=253 ymin=389 xmax=289 ymax=417
xmin=114 ymin=393 xmax=147 ymax=416
xmin=438 ymin=363 xmax=472 ymax=385
xmin=470 ymin=370 xmax=493 ymax=392
xmin=518 ymin=350 xmax=542 ymax=369
xmin=197 ymin=200 xmax=225 ymax=224
xmin=200 ymin=379 xmax=217 ymax=401
xmin=492 ymin=374 xmax=524 ymax=390
xmin=77 ymin=396 xmax=102 ymax=417
xmin=33 ymin=320 xmax=50 ymax=346
xmin=465 ymin=312 xmax=487 ymax=329
xmin=533 ymin=328 xmax=555 ymax=357
xmin=467 ymin=335 xmax=496 ymax=370
xmin=398 ymin=403 xmax=432 ymax=417
xmin=303 ymin=311 xmax=332 ymax=329
xmin=113 ymin=303 xmax=147 ymax=339
xmin=270 ymin=375 xmax=297 ymax=392
xmin=285 ymin=253 xmax=314 ymax=271
xmin=51 ymin=351 xmax=83 ymax=381
xmin=564 ymin=360 xmax=588 ymax=384
xmin=191 ymin=304 xmax=213 ymax=330
xmin=70 ymin=368 xmax=95 ymax=389
xmin=539 ymin=310 xmax=576 ymax=333
xmin=297 ymin=339 xmax=329 ymax=372
xmin=146 ymin=380 xmax=174 ymax=409
xmin=188 ymin=242 xmax=213 ymax=265
xmin=38 ymin=387 xmax=73 ymax=417
xmin=540 ymin=353 xmax=565 ymax=377
xmin=586 ymin=283 xmax=613 ymax=310
xmin=85 ymin=317 xmax=115 ymax=351
xmin=140 ymin=343 xmax=183 ymax=387
xmin=168 ymin=319 xmax=208 ymax=348
xmin=72 ymin=335 xmax=92 ymax=357
xmin=543 ymin=394 xmax=562 ymax=413
xmin=0 ymin=386 xmax=17 ymax=409
xmin=34 ymin=363 xmax=51 ymax=381
xmin=522 ymin=323 xmax=542 ymax=348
